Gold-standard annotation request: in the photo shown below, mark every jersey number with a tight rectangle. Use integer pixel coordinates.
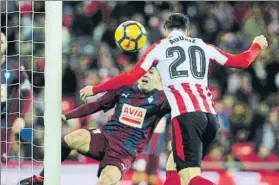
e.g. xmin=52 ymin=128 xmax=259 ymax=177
xmin=166 ymin=46 xmax=206 ymax=79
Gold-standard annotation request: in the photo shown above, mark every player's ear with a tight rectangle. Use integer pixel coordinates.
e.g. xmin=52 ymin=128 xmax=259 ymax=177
xmin=164 ymin=29 xmax=170 ymax=38
xmin=185 ymin=29 xmax=190 ymax=36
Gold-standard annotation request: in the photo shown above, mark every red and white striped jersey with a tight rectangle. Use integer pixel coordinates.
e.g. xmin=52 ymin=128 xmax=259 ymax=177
xmin=139 ymin=30 xmax=230 ymax=118
xmin=93 ymin=30 xmax=261 ymax=119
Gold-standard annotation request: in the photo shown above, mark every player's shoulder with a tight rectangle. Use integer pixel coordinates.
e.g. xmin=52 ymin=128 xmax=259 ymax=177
xmin=152 ymin=39 xmax=164 ymax=47
xmin=195 ymin=37 xmax=205 ymax=43
xmin=144 ymin=39 xmax=165 ymax=54
xmin=155 ymin=89 xmax=165 ymax=95
xmin=117 ymin=85 xmax=135 ymax=94
xmin=188 ymin=37 xmax=214 ymax=53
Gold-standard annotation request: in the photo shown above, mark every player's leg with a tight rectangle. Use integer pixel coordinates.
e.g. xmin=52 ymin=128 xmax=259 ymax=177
xmin=172 ymin=113 xmax=217 ymax=185
xmin=164 ymin=152 xmax=181 ymax=185
xmin=172 ymin=114 xmax=203 ymax=185
xmin=39 ymin=128 xmax=91 ymax=178
xmin=187 ymin=113 xmax=219 ymax=185
xmin=63 ymin=128 xmax=91 ymax=152
xmin=96 ymin=165 xmax=122 ymax=185
xmin=201 ymin=114 xmax=219 ymax=160
xmin=166 ymin=152 xmax=176 ymax=171
xmin=17 ymin=131 xmax=74 ymax=185
xmin=96 ymin=149 xmax=134 ymax=185
xmin=18 ymin=128 xmax=105 ymax=185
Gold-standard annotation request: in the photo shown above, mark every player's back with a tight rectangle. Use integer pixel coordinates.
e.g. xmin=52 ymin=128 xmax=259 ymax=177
xmin=154 ymin=30 xmax=216 ymax=117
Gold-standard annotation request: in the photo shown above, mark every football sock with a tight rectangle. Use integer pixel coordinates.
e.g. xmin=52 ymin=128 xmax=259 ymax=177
xmin=39 ymin=138 xmax=72 ymax=177
xmin=164 ymin=170 xmax=181 ymax=185
xmin=188 ymin=176 xmax=215 ymax=185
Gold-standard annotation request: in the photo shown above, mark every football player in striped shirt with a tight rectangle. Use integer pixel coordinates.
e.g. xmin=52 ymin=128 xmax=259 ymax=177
xmin=80 ymin=13 xmax=268 ymax=185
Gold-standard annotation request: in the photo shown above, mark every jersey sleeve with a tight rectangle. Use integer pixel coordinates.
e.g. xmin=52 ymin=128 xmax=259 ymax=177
xmin=65 ymin=90 xmax=118 ymax=119
xmin=207 ymin=43 xmax=262 ymax=68
xmin=92 ymin=40 xmax=161 ymax=94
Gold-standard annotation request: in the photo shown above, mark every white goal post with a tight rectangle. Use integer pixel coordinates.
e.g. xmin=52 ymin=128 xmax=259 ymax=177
xmin=44 ymin=2 xmax=62 ymax=185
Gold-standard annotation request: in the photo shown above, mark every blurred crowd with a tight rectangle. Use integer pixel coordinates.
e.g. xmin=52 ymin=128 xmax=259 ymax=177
xmin=1 ymin=1 xmax=279 ymax=171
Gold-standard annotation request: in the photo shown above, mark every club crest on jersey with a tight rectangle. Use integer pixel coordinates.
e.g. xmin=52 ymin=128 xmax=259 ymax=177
xmin=121 ymin=93 xmax=129 ymax=98
xmin=119 ymin=104 xmax=147 ymax=128
xmin=148 ymin=96 xmax=154 ymax=103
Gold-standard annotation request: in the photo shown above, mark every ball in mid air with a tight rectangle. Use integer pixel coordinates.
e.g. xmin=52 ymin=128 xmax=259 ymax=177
xmin=115 ymin=20 xmax=147 ymax=52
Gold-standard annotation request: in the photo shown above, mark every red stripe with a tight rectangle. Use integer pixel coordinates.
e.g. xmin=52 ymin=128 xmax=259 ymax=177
xmin=196 ymin=84 xmax=211 ymax=113
xmin=173 ymin=118 xmax=185 ymax=160
xmin=169 ymin=85 xmax=187 ymax=113
xmin=121 ymin=117 xmax=141 ymax=125
xmin=181 ymin=83 xmax=201 ymax=112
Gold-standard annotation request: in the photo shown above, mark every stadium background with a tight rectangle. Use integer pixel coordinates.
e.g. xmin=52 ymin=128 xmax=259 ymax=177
xmin=1 ymin=1 xmax=279 ymax=185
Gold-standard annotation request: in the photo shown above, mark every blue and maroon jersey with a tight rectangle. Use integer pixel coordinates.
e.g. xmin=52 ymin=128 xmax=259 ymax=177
xmin=65 ymin=84 xmax=170 ymax=155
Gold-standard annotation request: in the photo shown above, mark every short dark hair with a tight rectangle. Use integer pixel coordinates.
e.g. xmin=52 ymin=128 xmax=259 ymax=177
xmin=164 ymin=13 xmax=190 ymax=31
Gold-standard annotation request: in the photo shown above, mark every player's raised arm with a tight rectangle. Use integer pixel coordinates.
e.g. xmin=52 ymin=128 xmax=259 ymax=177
xmin=65 ymin=90 xmax=118 ymax=120
xmin=79 ymin=41 xmax=161 ymax=100
xmin=208 ymin=35 xmax=268 ymax=68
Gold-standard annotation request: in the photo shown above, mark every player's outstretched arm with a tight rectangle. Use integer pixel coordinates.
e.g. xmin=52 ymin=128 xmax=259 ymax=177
xmin=93 ymin=63 xmax=146 ymax=93
xmin=63 ymin=101 xmax=102 ymax=120
xmin=87 ymin=41 xmax=161 ymax=96
xmin=208 ymin=35 xmax=268 ymax=68
xmin=79 ymin=65 xmax=146 ymax=101
xmin=65 ymin=91 xmax=118 ymax=120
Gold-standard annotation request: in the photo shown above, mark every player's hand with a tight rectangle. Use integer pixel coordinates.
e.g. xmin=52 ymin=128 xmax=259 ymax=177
xmin=253 ymin=35 xmax=268 ymax=50
xmin=80 ymin=85 xmax=94 ymax=102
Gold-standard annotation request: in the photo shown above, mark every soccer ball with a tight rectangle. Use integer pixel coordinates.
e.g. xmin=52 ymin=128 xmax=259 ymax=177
xmin=115 ymin=20 xmax=147 ymax=52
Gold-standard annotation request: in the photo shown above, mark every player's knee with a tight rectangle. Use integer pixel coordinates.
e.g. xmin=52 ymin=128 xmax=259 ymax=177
xmin=64 ymin=129 xmax=90 ymax=151
xmin=97 ymin=165 xmax=121 ymax=185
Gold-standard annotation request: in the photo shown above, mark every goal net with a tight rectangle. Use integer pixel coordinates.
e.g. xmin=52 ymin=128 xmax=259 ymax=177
xmin=1 ymin=1 xmax=62 ymax=185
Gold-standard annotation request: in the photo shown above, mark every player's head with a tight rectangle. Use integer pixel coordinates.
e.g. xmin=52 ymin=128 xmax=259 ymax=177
xmin=138 ymin=67 xmax=161 ymax=92
xmin=163 ymin=13 xmax=190 ymax=37
xmin=1 ymin=32 xmax=7 ymax=55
